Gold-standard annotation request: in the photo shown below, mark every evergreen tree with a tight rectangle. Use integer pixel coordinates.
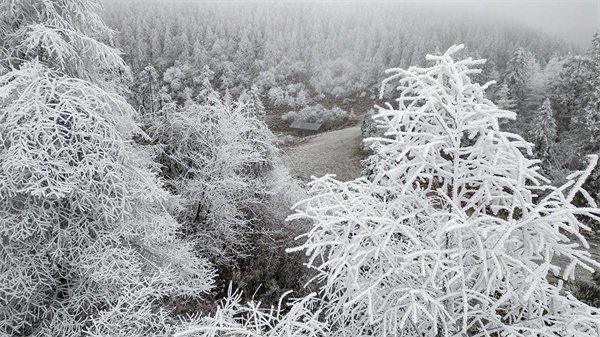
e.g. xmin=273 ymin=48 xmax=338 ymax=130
xmin=587 ymin=31 xmax=600 ymax=62
xmin=530 ymin=98 xmax=557 ymax=161
xmin=551 ymin=55 xmax=597 ymax=131
xmin=494 ymin=83 xmax=517 ymax=110
xmin=503 ymin=47 xmax=534 ymax=101
xmin=137 ymin=64 xmax=159 ymax=115
xmin=527 ymin=56 xmax=563 ymax=107
xmin=195 ymin=65 xmax=218 ymax=103
xmin=150 ymin=28 xmax=163 ymax=63
xmin=162 ymin=24 xmax=175 ymax=61
xmin=250 ymin=85 xmax=267 ymax=121
xmin=174 ymin=32 xmax=191 ymax=61
xmin=191 ymin=40 xmax=208 ymax=67
xmin=579 ymin=83 xmax=600 ymax=145
xmin=580 ymin=31 xmax=600 ymax=146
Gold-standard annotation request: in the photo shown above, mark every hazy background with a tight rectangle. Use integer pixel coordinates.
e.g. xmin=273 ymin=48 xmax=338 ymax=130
xmin=120 ymin=0 xmax=598 ymax=49
xmin=449 ymin=1 xmax=599 ymax=49
xmin=313 ymin=0 xmax=598 ymax=49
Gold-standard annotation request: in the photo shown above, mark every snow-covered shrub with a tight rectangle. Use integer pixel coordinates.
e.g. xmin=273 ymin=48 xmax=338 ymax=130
xmin=282 ymin=104 xmax=354 ymax=130
xmin=277 ymin=134 xmax=298 ymax=147
xmin=289 ymin=45 xmax=600 ymax=336
xmin=268 ymin=86 xmax=287 ymax=106
xmin=268 ymin=84 xmax=311 ymax=108
xmin=175 ymin=288 xmax=326 ymax=337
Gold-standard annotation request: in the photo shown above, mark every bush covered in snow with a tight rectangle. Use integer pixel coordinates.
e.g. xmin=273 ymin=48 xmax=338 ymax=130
xmin=267 ymin=84 xmax=311 ymax=108
xmin=282 ymin=104 xmax=355 ymax=130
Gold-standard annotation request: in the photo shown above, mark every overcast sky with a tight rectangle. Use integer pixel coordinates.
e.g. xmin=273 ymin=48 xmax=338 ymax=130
xmin=446 ymin=1 xmax=599 ymax=49
xmin=336 ymin=0 xmax=599 ymax=49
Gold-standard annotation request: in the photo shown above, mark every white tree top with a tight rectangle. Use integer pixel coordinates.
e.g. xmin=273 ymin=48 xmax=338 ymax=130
xmin=289 ymin=45 xmax=600 ymax=336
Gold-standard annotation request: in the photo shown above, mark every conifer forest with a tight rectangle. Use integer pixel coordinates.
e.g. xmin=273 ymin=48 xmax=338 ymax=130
xmin=1 ymin=0 xmax=600 ymax=336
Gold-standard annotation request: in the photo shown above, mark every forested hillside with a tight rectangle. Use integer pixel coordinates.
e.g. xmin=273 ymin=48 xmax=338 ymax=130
xmin=101 ymin=2 xmax=572 ymax=117
xmin=2 ymin=0 xmax=600 ymax=336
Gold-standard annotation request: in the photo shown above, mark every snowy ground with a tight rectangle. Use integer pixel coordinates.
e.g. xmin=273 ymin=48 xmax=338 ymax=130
xmin=281 ymin=124 xmax=366 ymax=182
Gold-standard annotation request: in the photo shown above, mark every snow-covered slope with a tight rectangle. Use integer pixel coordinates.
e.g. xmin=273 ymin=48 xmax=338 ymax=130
xmin=281 ymin=125 xmax=365 ymax=182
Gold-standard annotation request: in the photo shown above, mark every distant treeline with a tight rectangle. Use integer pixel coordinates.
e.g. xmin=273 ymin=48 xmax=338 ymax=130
xmin=102 ymin=1 xmax=573 ymax=110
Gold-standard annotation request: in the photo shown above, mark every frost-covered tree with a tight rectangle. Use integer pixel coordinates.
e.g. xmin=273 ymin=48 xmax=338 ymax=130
xmin=162 ymin=61 xmax=196 ymax=103
xmin=494 ymin=83 xmax=517 ymax=110
xmin=240 ymin=85 xmax=267 ymax=121
xmin=0 ymin=1 xmax=215 ymax=335
xmin=527 ymin=56 xmax=563 ymax=106
xmin=579 ymin=83 xmax=600 ymax=144
xmin=551 ymin=55 xmax=598 ymax=131
xmin=0 ymin=62 xmax=215 ymax=337
xmin=503 ymin=47 xmax=534 ymax=102
xmin=588 ymin=31 xmax=600 ymax=63
xmin=194 ymin=65 xmax=218 ymax=103
xmin=531 ymin=98 xmax=557 ymax=161
xmin=135 ymin=64 xmax=159 ymax=114
xmin=289 ymin=45 xmax=600 ymax=336
xmin=149 ymin=98 xmax=277 ymax=263
xmin=0 ymin=0 xmax=127 ymax=87
xmin=268 ymin=86 xmax=286 ymax=106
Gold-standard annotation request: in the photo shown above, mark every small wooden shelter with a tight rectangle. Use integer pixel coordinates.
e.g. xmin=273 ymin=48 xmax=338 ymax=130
xmin=289 ymin=120 xmax=322 ymax=136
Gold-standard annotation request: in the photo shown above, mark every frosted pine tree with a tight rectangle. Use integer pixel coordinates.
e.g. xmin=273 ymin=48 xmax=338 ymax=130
xmin=137 ymin=64 xmax=159 ymax=115
xmin=494 ymin=83 xmax=517 ymax=127
xmin=503 ymin=47 xmax=534 ymax=101
xmin=552 ymin=55 xmax=597 ymax=131
xmin=195 ymin=65 xmax=219 ymax=103
xmin=250 ymin=85 xmax=267 ymax=121
xmin=494 ymin=83 xmax=517 ymax=110
xmin=578 ymin=32 xmax=600 ymax=146
xmin=289 ymin=45 xmax=600 ymax=336
xmin=530 ymin=98 xmax=557 ymax=161
xmin=579 ymin=85 xmax=600 ymax=144
xmin=0 ymin=1 xmax=215 ymax=335
xmin=588 ymin=31 xmax=600 ymax=63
